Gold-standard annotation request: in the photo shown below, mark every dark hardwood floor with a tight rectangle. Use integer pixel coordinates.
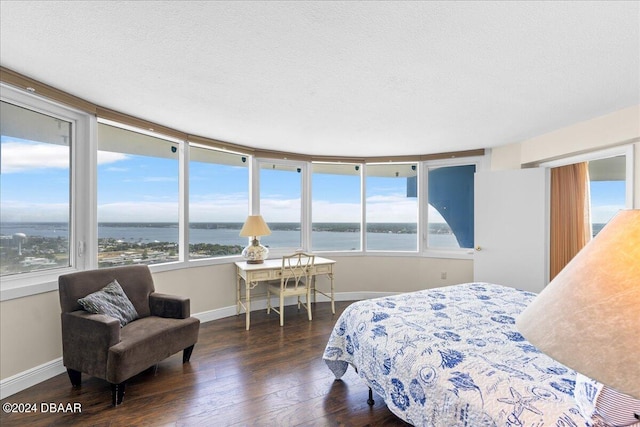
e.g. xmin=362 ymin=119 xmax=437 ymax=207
xmin=1 ymin=301 xmax=409 ymax=426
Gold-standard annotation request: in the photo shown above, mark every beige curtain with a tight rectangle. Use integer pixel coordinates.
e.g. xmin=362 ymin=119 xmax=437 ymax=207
xmin=550 ymin=162 xmax=592 ymax=280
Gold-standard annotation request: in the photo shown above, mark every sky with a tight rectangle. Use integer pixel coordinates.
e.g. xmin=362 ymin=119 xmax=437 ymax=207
xmin=0 ymin=136 xmax=628 ymax=225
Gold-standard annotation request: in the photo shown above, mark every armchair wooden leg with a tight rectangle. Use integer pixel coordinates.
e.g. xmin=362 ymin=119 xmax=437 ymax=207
xmin=66 ymin=369 xmax=81 ymax=387
xmin=183 ymin=344 xmax=195 ymax=363
xmin=111 ymin=382 xmax=126 ymax=406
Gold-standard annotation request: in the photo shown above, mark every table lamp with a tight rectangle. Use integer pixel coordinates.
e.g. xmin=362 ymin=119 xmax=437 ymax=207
xmin=516 ymin=210 xmax=639 ymax=402
xmin=239 ymin=215 xmax=271 ymax=264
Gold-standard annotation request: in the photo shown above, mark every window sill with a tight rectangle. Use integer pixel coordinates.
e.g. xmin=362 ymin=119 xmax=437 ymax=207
xmin=0 ymin=267 xmax=78 ymax=301
xmin=422 ymin=249 xmax=475 ymax=260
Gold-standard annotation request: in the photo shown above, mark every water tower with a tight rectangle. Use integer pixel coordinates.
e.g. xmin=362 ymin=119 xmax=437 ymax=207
xmin=13 ymin=233 xmax=27 ymax=256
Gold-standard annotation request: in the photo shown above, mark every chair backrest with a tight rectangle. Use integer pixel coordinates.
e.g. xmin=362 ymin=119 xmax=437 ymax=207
xmin=59 ymin=265 xmax=155 ymax=318
xmin=281 ymin=252 xmax=315 ymax=290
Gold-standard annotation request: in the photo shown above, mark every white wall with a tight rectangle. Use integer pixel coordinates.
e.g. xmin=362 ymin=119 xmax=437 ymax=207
xmin=491 ymin=105 xmax=640 ymax=209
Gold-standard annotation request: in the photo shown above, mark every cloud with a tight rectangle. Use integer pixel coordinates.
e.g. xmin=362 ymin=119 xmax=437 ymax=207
xmin=427 ymin=205 xmax=446 ymax=223
xmin=1 ymin=141 xmax=68 ymax=173
xmin=98 ymin=202 xmax=179 ymax=222
xmin=190 ymin=192 xmax=247 ymax=203
xmin=312 ymin=200 xmax=361 ymax=222
xmin=190 ymin=200 xmax=249 ymax=222
xmin=259 ymin=194 xmax=420 ymax=223
xmin=99 ymin=192 xmax=250 ymax=222
xmin=98 ymin=151 xmax=129 ymax=165
xmin=260 ymin=198 xmax=302 ymax=222
xmin=12 ymin=195 xmax=426 ymax=224
xmin=0 ymin=200 xmax=69 ymax=222
xmin=591 ymin=205 xmax=624 ymax=224
xmin=1 ymin=142 xmax=128 ymax=174
xmin=142 ymin=177 xmax=177 ymax=183
xmin=366 ymin=194 xmax=418 ymax=222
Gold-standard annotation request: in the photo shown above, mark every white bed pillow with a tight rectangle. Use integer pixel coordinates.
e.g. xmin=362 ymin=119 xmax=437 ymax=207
xmin=574 ymin=373 xmax=640 ymax=427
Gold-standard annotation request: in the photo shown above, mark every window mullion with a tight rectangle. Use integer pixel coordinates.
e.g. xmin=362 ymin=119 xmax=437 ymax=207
xmin=418 ymin=161 xmax=427 ymax=253
xmin=249 ymin=156 xmax=260 ymax=215
xmin=361 ymin=164 xmax=367 ymax=252
xmin=301 ymin=163 xmax=311 ymax=251
xmin=179 ymin=141 xmax=189 ymax=263
xmin=76 ymin=115 xmax=98 ymax=270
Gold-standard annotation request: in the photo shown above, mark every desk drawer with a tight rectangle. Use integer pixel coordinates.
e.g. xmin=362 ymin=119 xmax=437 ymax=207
xmin=249 ymin=270 xmax=277 ymax=281
xmin=314 ymin=264 xmax=332 ymax=274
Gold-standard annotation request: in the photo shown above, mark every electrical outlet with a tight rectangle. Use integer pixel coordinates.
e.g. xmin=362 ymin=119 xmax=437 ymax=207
xmin=441 ymin=272 xmax=447 ymax=280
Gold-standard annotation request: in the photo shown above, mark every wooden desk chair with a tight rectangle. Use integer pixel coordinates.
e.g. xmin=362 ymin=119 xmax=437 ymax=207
xmin=267 ymin=252 xmax=315 ymax=326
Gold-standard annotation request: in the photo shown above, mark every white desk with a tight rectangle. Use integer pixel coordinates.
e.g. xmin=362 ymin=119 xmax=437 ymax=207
xmin=235 ymin=257 xmax=335 ymax=330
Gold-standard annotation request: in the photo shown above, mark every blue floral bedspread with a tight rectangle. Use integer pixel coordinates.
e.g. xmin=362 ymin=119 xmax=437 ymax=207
xmin=323 ymin=283 xmax=587 ymax=426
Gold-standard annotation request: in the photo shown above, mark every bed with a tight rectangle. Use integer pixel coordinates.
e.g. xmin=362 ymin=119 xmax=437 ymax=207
xmin=323 ymin=282 xmax=587 ymax=426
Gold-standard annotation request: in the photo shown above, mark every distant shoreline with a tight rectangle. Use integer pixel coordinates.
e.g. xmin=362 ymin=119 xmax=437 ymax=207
xmin=1 ymin=221 xmax=608 ymax=275
xmin=0 ymin=221 xmax=607 ymax=235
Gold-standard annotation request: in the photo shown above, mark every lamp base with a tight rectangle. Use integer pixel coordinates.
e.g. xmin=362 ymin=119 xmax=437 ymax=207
xmin=242 ymin=239 xmax=269 ymax=264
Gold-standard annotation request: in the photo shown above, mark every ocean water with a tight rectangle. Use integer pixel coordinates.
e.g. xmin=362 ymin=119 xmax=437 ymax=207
xmin=0 ymin=222 xmax=460 ymax=251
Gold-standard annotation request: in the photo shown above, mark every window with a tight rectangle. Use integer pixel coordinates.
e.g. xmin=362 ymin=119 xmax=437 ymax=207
xmin=312 ymin=163 xmax=362 ymax=251
xmin=365 ymin=163 xmax=418 ymax=251
xmin=258 ymin=161 xmax=304 ymax=252
xmin=544 ymin=146 xmax=633 ymax=278
xmin=544 ymin=146 xmax=633 ymax=239
xmin=189 ymin=146 xmax=249 ymax=259
xmin=427 ymin=164 xmax=476 ymax=249
xmin=1 ymin=101 xmax=72 ymax=276
xmin=97 ymin=123 xmax=180 ymax=267
xmin=588 ymin=156 xmax=627 ymax=237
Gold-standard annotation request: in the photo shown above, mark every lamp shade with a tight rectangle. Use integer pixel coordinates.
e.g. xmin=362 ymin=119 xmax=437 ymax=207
xmin=239 ymin=215 xmax=271 ymax=237
xmin=516 ymin=210 xmax=640 ymax=398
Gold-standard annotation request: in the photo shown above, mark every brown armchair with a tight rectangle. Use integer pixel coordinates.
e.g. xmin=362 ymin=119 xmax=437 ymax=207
xmin=58 ymin=265 xmax=200 ymax=405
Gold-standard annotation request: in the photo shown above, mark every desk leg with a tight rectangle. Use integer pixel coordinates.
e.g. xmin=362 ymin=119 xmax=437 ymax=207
xmin=312 ymin=275 xmax=317 ymax=305
xmin=236 ymin=271 xmax=241 ymax=316
xmin=329 ymin=272 xmax=335 ymax=314
xmin=245 ymin=281 xmax=251 ymax=330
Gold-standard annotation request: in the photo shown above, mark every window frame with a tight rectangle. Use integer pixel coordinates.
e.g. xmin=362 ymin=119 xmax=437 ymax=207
xmin=540 ymin=144 xmax=635 ymax=243
xmin=363 ymin=161 xmax=420 ymax=253
xmin=96 ymin=119 xmax=184 ymax=268
xmin=186 ymin=142 xmax=251 ymax=262
xmin=540 ymin=145 xmax=634 ymax=210
xmin=421 ymin=156 xmax=485 ymax=259
xmin=310 ymin=161 xmax=363 ymax=253
xmin=254 ymin=157 xmax=309 ymax=259
xmin=1 ymin=83 xmax=95 ymax=301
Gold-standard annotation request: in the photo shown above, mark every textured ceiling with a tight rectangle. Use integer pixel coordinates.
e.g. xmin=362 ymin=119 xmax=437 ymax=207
xmin=1 ymin=1 xmax=638 ymax=157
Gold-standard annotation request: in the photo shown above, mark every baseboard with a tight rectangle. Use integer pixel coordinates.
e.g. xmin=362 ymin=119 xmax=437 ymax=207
xmin=0 ymin=357 xmax=65 ymax=400
xmin=1 ymin=291 xmax=395 ymax=399
xmin=193 ymin=305 xmax=239 ymax=323
xmin=192 ymin=290 xmax=396 ymax=322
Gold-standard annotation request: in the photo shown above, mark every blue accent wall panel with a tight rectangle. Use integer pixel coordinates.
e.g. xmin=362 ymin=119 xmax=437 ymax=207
xmin=428 ymin=165 xmax=475 ymax=248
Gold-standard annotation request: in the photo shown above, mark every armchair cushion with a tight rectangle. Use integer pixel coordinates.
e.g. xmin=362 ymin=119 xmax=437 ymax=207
xmin=78 ymin=279 xmax=139 ymax=327
xmin=107 ymin=315 xmax=200 ymax=384
xmin=150 ymin=292 xmax=190 ymax=319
